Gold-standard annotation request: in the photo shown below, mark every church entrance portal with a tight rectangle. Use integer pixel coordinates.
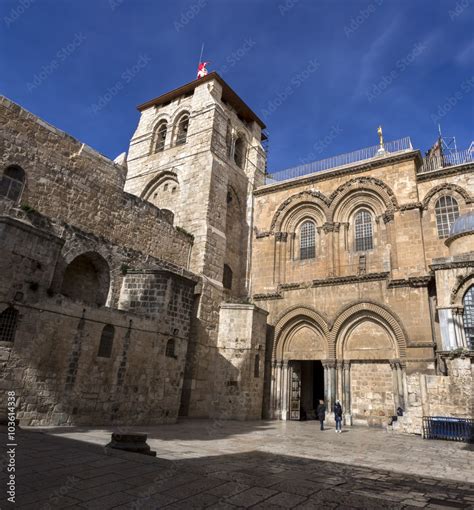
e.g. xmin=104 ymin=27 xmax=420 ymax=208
xmin=289 ymin=360 xmax=324 ymax=420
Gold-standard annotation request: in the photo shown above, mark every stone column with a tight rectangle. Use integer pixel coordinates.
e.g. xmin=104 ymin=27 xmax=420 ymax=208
xmin=274 ymin=232 xmax=288 ymax=286
xmin=343 ymin=361 xmax=351 ymax=425
xmin=400 ymin=362 xmax=408 ymax=410
xmin=270 ymin=360 xmax=277 ymax=419
xmin=327 ymin=361 xmax=336 ymax=411
xmin=322 ymin=362 xmax=329 ymax=404
xmin=281 ymin=361 xmax=289 ymax=421
xmin=274 ymin=360 xmax=283 ymax=419
xmin=336 ymin=361 xmax=343 ymax=403
xmin=390 ymin=360 xmax=400 ymax=410
xmin=453 ymin=307 xmax=467 ymax=349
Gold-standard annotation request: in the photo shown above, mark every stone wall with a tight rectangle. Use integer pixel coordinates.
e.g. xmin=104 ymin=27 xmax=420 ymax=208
xmin=351 ymin=362 xmax=395 ymax=426
xmin=0 ymin=95 xmax=192 ymax=268
xmin=0 ymin=214 xmax=197 ymax=426
xmin=125 ymin=75 xmax=267 ymax=417
xmin=394 ymin=357 xmax=473 ymax=434
xmin=0 ymin=93 xmax=200 ymax=426
xmin=211 ymin=304 xmax=268 ymax=420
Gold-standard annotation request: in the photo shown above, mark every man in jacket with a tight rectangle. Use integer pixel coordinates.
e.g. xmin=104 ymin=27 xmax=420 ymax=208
xmin=334 ymin=400 xmax=343 ymax=433
xmin=316 ymin=399 xmax=326 ymax=430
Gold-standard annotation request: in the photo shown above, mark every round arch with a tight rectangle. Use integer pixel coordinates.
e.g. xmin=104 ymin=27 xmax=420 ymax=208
xmin=271 ymin=190 xmax=330 ymax=232
xmin=450 ymin=273 xmax=474 ymax=306
xmin=329 ymin=177 xmax=397 ymax=222
xmin=273 ymin=306 xmax=330 ymax=360
xmin=60 ymin=251 xmax=110 ymax=306
xmin=330 ymin=301 xmax=408 ymax=359
xmin=421 ymin=183 xmax=472 ymax=210
xmin=141 ymin=170 xmax=179 ymax=201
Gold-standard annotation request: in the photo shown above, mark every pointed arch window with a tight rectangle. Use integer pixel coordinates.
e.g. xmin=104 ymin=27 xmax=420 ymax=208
xmin=0 ymin=306 xmax=18 ymax=343
xmin=435 ymin=195 xmax=459 ymax=239
xmin=226 ymin=121 xmax=233 ymax=159
xmin=354 ymin=209 xmax=373 ymax=251
xmin=97 ymin=324 xmax=114 ymax=358
xmin=166 ymin=338 xmax=176 ymax=358
xmin=154 ymin=121 xmax=167 ymax=152
xmin=223 ymin=264 xmax=233 ymax=290
xmin=1 ymin=165 xmax=25 ymax=203
xmin=234 ymin=136 xmax=246 ymax=169
xmin=300 ymin=221 xmax=316 ymax=260
xmin=175 ymin=113 xmax=189 ymax=146
xmin=463 ymin=287 xmax=474 ymax=350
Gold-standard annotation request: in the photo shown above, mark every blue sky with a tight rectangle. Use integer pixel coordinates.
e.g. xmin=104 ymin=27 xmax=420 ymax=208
xmin=1 ymin=0 xmax=473 ymax=173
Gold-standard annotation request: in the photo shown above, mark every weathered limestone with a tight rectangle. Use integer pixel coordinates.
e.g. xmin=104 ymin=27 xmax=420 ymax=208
xmin=211 ymin=303 xmax=268 ymax=420
xmin=0 ymin=95 xmax=198 ymax=426
xmin=0 ymin=73 xmax=472 ymax=433
xmin=125 ymin=73 xmax=267 ymax=417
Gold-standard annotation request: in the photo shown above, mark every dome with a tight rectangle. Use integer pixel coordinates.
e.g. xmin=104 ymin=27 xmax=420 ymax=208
xmin=450 ymin=211 xmax=474 ymax=237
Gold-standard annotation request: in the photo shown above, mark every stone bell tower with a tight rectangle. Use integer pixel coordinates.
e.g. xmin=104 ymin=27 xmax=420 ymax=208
xmin=125 ymin=72 xmax=267 ymax=417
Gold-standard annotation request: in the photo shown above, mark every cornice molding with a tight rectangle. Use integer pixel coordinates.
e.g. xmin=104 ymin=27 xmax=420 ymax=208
xmin=254 ymin=151 xmax=419 ymax=196
xmin=444 ymin=231 xmax=473 ymax=247
xmin=416 ymin=162 xmax=474 ymax=182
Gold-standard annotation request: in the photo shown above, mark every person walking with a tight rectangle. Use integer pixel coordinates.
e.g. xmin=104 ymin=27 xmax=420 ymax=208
xmin=316 ymin=399 xmax=326 ymax=431
xmin=334 ymin=399 xmax=343 ymax=433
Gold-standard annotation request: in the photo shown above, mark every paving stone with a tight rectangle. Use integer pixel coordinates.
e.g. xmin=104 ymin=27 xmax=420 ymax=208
xmin=78 ymin=491 xmax=137 ymax=510
xmin=226 ymin=486 xmax=279 ymax=507
xmin=206 ymin=481 xmax=251 ymax=498
xmin=252 ymin=491 xmax=308 ymax=508
xmin=4 ymin=425 xmax=474 ymax=510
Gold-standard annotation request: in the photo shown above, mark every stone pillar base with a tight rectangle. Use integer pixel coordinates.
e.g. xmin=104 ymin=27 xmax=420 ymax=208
xmin=344 ymin=413 xmax=352 ymax=426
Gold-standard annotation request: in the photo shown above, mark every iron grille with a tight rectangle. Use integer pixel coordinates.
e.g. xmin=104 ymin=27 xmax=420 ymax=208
xmin=0 ymin=307 xmax=18 ymax=342
xmin=435 ymin=196 xmax=459 ymax=239
xmin=300 ymin=221 xmax=315 ymax=260
xmin=463 ymin=287 xmax=474 ymax=350
xmin=355 ymin=210 xmax=373 ymax=251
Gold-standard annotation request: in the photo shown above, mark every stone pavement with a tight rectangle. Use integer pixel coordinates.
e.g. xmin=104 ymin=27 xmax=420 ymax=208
xmin=1 ymin=420 xmax=473 ymax=509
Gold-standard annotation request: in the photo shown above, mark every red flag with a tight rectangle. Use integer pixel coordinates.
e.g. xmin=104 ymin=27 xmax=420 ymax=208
xmin=197 ymin=62 xmax=209 ymax=79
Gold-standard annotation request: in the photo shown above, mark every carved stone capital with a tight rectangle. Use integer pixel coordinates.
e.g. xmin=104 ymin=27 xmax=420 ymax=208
xmin=322 ymin=222 xmax=335 ymax=233
xmin=275 ymin=231 xmax=288 ymax=242
xmin=382 ymin=210 xmax=395 ymax=224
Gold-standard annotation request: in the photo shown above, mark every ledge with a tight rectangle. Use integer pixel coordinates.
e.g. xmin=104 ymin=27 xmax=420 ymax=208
xmin=254 ymin=151 xmax=420 ymax=196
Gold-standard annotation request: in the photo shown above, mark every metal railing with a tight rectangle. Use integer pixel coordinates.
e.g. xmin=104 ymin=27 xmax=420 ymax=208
xmin=265 ymin=137 xmax=413 ymax=183
xmin=419 ymin=148 xmax=474 ymax=173
xmin=422 ymin=416 xmax=474 ymax=442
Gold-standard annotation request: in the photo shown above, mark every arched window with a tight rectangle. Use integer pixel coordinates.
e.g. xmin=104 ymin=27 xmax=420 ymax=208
xmin=175 ymin=113 xmax=189 ymax=146
xmin=166 ymin=338 xmax=176 ymax=358
xmin=254 ymin=353 xmax=260 ymax=378
xmin=226 ymin=121 xmax=233 ymax=159
xmin=1 ymin=165 xmax=25 ymax=203
xmin=234 ymin=136 xmax=246 ymax=169
xmin=97 ymin=324 xmax=114 ymax=358
xmin=0 ymin=307 xmax=18 ymax=343
xmin=354 ymin=209 xmax=373 ymax=252
xmin=223 ymin=264 xmax=233 ymax=290
xmin=300 ymin=221 xmax=316 ymax=260
xmin=463 ymin=287 xmax=474 ymax=350
xmin=435 ymin=196 xmax=459 ymax=239
xmin=154 ymin=121 xmax=167 ymax=152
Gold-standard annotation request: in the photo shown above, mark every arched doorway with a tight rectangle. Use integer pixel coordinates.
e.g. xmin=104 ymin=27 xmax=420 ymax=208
xmin=271 ymin=307 xmax=330 ymax=421
xmin=332 ymin=303 xmax=407 ymax=426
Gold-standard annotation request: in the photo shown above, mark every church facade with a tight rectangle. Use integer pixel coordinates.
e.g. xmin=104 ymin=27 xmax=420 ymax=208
xmin=0 ymin=73 xmax=472 ymax=433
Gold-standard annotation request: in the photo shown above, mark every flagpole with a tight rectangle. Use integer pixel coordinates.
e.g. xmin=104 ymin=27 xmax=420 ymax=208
xmin=199 ymin=43 xmax=204 ymax=65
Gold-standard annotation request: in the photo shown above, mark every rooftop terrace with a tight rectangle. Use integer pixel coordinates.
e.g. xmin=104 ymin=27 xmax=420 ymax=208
xmin=265 ymin=137 xmax=474 ymax=184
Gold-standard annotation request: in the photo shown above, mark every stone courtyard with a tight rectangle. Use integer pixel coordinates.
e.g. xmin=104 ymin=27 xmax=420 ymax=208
xmin=2 ymin=420 xmax=473 ymax=509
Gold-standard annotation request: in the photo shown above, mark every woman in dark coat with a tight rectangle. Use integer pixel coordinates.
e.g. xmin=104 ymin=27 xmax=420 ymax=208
xmin=334 ymin=400 xmax=343 ymax=433
xmin=316 ymin=399 xmax=326 ymax=430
